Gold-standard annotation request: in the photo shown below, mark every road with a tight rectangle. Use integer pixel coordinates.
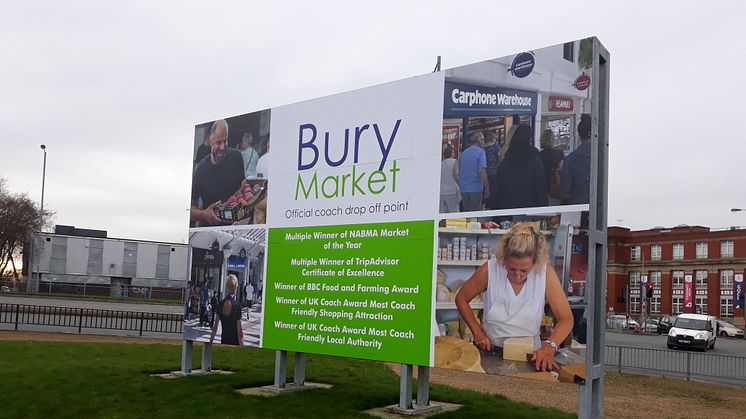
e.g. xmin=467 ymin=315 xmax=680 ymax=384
xmin=606 ymin=330 xmax=746 ymax=357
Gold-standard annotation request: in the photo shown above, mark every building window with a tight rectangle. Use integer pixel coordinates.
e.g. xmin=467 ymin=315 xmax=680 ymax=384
xmin=721 ymin=240 xmax=734 ymax=258
xmin=673 ymin=243 xmax=684 ymax=260
xmin=563 ymin=42 xmax=575 ymax=62
xmin=630 ymin=297 xmax=640 ymax=313
xmin=695 ymin=297 xmax=708 ymax=314
xmin=650 ymin=271 xmax=661 ymax=287
xmin=631 ymin=245 xmax=641 ymax=262
xmin=650 ymin=297 xmax=661 ymax=314
xmin=651 ymin=244 xmax=661 ymax=261
xmin=629 ymin=271 xmax=641 ymax=289
xmin=720 ymin=269 xmax=734 ymax=290
xmin=696 ymin=241 xmax=708 ymax=259
xmin=695 ymin=270 xmax=708 ymax=289
xmin=672 ymin=297 xmax=683 ymax=314
xmin=156 ymin=245 xmax=170 ymax=279
xmin=720 ymin=298 xmax=734 ymax=318
xmin=672 ymin=270 xmax=684 ymax=288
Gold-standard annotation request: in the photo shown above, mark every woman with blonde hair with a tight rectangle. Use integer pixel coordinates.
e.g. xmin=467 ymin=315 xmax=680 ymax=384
xmin=455 ymin=222 xmax=572 ymax=371
xmin=210 ymin=274 xmax=244 ymax=346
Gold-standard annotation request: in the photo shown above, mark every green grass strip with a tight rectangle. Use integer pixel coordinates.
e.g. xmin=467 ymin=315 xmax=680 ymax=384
xmin=0 ymin=341 xmax=574 ymax=418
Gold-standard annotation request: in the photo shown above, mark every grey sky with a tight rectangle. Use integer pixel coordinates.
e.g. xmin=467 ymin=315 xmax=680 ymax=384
xmin=1 ymin=1 xmax=744 ymax=243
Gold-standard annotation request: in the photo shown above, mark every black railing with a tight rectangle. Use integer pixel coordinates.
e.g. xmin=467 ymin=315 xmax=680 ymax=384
xmin=606 ymin=345 xmax=746 ymax=383
xmin=0 ymin=304 xmax=183 ymax=336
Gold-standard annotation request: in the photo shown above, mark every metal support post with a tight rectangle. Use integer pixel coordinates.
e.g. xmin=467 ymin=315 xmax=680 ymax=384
xmin=398 ymin=364 xmax=413 ymax=410
xmin=181 ymin=340 xmax=193 ymax=374
xmin=415 ymin=365 xmax=430 ymax=407
xmin=274 ymin=350 xmax=288 ymax=388
xmin=293 ymin=352 xmax=306 ymax=386
xmin=202 ymin=342 xmax=212 ymax=372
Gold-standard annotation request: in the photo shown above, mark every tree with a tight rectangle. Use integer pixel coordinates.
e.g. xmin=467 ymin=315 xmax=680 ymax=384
xmin=0 ymin=178 xmax=53 ymax=280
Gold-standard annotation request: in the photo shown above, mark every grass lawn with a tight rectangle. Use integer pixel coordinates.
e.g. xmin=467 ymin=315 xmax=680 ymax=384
xmin=0 ymin=341 xmax=574 ymax=418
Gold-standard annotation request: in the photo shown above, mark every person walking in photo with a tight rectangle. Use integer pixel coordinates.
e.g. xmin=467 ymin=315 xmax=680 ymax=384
xmin=483 ymin=131 xmax=501 ymax=209
xmin=210 ymin=274 xmax=244 ymax=346
xmin=538 ymin=129 xmax=565 ymax=206
xmin=239 ymin=132 xmax=259 ymax=179
xmin=492 ymin=125 xmax=548 ymax=209
xmin=560 ymin=114 xmax=591 ymax=205
xmin=458 ymin=132 xmax=490 ymax=211
xmin=439 ymin=145 xmax=460 ymax=213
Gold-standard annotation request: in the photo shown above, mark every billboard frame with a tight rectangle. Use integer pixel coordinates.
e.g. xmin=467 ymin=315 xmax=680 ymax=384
xmin=579 ymin=37 xmax=610 ymax=419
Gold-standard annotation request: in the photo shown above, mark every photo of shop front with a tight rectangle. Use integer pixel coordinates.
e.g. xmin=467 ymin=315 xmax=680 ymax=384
xmin=440 ymin=40 xmax=591 ymax=214
xmin=184 ymin=227 xmax=266 ymax=347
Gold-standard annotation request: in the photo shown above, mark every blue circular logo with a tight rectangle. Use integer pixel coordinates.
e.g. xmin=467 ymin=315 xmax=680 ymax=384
xmin=509 ymin=52 xmax=535 ymax=78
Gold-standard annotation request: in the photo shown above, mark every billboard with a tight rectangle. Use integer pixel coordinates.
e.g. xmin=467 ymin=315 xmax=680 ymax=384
xmin=185 ymin=37 xmax=605 ymax=385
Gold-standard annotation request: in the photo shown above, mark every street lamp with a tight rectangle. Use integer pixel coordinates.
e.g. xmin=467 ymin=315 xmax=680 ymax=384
xmin=33 ymin=144 xmax=47 ymax=285
xmin=40 ymin=144 xmax=47 ymax=221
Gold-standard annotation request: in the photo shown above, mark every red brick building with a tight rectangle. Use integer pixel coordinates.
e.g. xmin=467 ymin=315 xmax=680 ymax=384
xmin=607 ymin=225 xmax=745 ymax=326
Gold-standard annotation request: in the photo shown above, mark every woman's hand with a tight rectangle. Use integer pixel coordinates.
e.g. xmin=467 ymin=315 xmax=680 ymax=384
xmin=531 ymin=343 xmax=559 ymax=371
xmin=472 ymin=328 xmax=493 ymax=352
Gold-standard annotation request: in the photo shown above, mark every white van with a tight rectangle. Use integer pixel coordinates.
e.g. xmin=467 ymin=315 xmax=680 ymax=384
xmin=666 ymin=313 xmax=717 ymax=351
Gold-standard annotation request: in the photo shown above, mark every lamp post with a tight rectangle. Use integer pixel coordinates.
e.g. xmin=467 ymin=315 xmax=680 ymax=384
xmin=40 ymin=144 xmax=47 ymax=220
xmin=34 ymin=144 xmax=47 ymax=286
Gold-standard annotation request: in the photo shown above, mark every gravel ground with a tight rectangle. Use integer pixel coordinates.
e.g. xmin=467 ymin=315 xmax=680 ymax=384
xmin=3 ymin=331 xmax=744 ymax=418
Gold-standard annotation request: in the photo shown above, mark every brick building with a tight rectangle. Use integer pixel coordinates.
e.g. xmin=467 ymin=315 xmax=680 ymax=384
xmin=607 ymin=225 xmax=745 ymax=327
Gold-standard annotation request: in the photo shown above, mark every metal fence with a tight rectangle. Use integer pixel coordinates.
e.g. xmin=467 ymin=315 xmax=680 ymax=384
xmin=606 ymin=345 xmax=746 ymax=383
xmin=0 ymin=280 xmax=184 ymax=302
xmin=0 ymin=303 xmax=183 ymax=336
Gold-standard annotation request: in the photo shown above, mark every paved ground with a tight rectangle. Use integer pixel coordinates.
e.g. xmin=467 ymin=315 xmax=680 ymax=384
xmin=2 ymin=330 xmax=746 ymax=418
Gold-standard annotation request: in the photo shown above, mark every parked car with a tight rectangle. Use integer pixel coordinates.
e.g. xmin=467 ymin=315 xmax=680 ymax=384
xmin=607 ymin=315 xmax=639 ymax=332
xmin=0 ymin=285 xmax=11 ymax=293
xmin=657 ymin=315 xmax=677 ymax=335
xmin=641 ymin=319 xmax=659 ymax=333
xmin=716 ymin=320 xmax=745 ymax=338
xmin=667 ymin=313 xmax=717 ymax=351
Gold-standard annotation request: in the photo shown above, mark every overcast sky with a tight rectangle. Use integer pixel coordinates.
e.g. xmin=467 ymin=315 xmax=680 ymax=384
xmin=1 ymin=1 xmax=744 ymax=243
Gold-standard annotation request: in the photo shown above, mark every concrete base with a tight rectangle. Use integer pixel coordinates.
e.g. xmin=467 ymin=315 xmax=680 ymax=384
xmin=235 ymin=382 xmax=333 ymax=397
xmin=364 ymin=401 xmax=461 ymax=418
xmin=152 ymin=369 xmax=234 ymax=379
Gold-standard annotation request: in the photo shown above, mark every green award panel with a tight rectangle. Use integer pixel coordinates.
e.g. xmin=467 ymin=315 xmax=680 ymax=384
xmin=263 ymin=220 xmax=434 ymax=365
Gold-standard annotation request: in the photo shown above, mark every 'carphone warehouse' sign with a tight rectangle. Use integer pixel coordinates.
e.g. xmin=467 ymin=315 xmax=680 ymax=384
xmin=443 ymin=81 xmax=537 ymax=117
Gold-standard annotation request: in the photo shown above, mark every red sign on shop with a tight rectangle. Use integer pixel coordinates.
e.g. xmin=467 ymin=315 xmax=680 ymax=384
xmin=549 ymin=96 xmax=574 ymax=112
xmin=574 ymin=73 xmax=591 ymax=91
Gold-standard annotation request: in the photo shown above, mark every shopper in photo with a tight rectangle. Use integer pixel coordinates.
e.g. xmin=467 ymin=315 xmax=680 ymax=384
xmin=497 ymin=124 xmax=518 ymax=162
xmin=491 ymin=125 xmax=548 ymax=209
xmin=439 ymin=145 xmax=460 ymax=213
xmin=455 ymin=222 xmax=573 ymax=372
xmin=194 ymin=130 xmax=211 ymax=168
xmin=483 ymin=131 xmax=501 ymax=209
xmin=210 ymin=274 xmax=244 ymax=346
xmin=245 ymin=281 xmax=255 ymax=320
xmin=239 ymin=132 xmax=260 ymax=178
xmin=538 ymin=129 xmax=565 ymax=206
xmin=458 ymin=131 xmax=490 ymax=211
xmin=191 ymin=119 xmax=246 ymax=226
xmin=560 ymin=114 xmax=591 ymax=205
xmin=256 ymin=141 xmax=269 ymax=178
xmin=199 ymin=280 xmax=210 ymax=327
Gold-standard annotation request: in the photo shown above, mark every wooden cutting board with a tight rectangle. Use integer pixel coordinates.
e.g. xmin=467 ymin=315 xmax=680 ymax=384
xmin=434 ymin=336 xmax=485 ymax=373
